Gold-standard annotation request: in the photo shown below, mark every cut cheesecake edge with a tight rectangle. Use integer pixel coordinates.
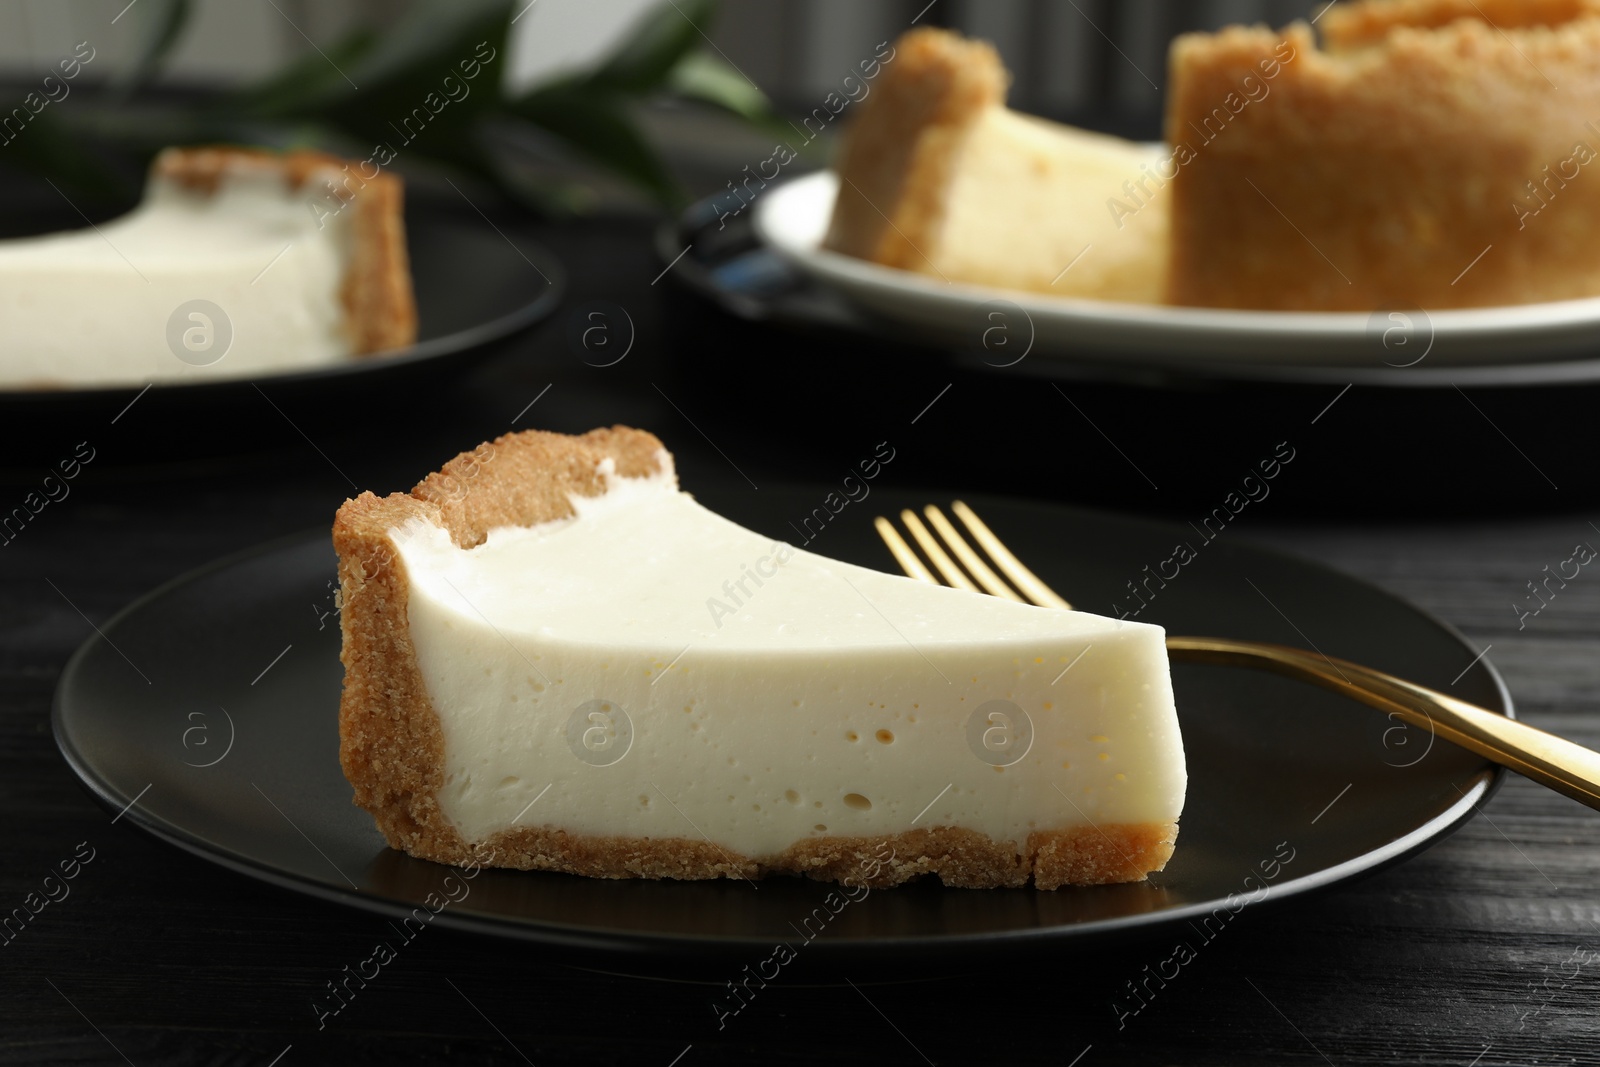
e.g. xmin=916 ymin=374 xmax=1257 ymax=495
xmin=0 ymin=144 xmax=419 ymax=388
xmin=822 ymin=27 xmax=1168 ymax=302
xmin=822 ymin=27 xmax=1009 ymax=270
xmin=153 ymin=145 xmax=416 ymax=355
xmin=333 ymin=427 xmax=1180 ymax=889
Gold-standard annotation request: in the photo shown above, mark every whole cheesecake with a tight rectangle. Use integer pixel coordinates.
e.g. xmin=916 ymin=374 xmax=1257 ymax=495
xmin=333 ymin=428 xmax=1187 ymax=889
xmin=1166 ymin=0 xmax=1600 ymax=310
xmin=0 ymin=146 xmax=415 ymax=387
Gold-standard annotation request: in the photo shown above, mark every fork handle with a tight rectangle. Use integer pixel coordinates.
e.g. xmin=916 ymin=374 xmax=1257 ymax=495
xmin=1169 ymin=636 xmax=1600 ymax=811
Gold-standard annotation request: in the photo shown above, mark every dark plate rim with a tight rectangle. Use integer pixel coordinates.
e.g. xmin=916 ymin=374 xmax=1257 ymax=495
xmin=51 ymin=498 xmax=1514 ymax=959
xmin=0 ymin=231 xmax=566 ymax=404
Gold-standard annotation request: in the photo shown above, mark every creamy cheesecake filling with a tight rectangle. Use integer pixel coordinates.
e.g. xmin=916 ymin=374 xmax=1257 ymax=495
xmin=390 ymin=457 xmax=1186 ymax=861
xmin=929 ymin=109 xmax=1170 ymax=302
xmin=0 ymin=161 xmax=356 ymax=388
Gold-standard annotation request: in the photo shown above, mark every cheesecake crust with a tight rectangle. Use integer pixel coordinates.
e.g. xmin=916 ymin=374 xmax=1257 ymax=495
xmin=1166 ymin=6 xmax=1600 ymax=310
xmin=152 ymin=146 xmax=416 ymax=354
xmin=1319 ymin=0 xmax=1600 ymax=48
xmin=822 ymin=27 xmax=1008 ymax=273
xmin=334 ymin=427 xmax=1177 ymax=888
xmin=466 ymin=821 xmax=1177 ymax=890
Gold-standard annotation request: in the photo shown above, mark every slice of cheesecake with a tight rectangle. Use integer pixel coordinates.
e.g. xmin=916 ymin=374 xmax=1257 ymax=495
xmin=0 ymin=146 xmax=415 ymax=388
xmin=823 ymin=28 xmax=1168 ymax=303
xmin=333 ymin=428 xmax=1186 ymax=889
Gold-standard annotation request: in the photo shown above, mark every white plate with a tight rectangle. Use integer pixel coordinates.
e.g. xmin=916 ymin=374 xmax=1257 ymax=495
xmin=752 ymin=171 xmax=1600 ymax=374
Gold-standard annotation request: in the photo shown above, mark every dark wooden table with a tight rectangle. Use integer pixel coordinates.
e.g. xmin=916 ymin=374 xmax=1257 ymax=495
xmin=4 ymin=215 xmax=1599 ymax=1066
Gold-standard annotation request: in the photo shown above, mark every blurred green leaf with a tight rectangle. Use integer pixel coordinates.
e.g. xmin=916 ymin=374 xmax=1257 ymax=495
xmin=510 ymin=85 xmax=677 ymax=206
xmin=341 ymin=0 xmax=509 ymax=92
xmin=0 ymin=0 xmax=767 ymax=217
xmin=231 ymin=0 xmax=510 ymax=122
xmin=110 ymin=0 xmax=192 ymax=97
xmin=588 ymin=0 xmax=715 ymax=93
xmin=665 ymin=50 xmax=768 ymax=122
xmin=224 ymin=29 xmax=379 ymax=117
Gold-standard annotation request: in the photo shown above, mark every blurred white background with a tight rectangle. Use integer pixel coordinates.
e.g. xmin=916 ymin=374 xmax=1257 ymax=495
xmin=0 ymin=0 xmax=1330 ymax=115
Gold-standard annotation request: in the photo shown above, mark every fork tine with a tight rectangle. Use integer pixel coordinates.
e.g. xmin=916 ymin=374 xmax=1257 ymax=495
xmin=899 ymin=509 xmax=980 ymax=593
xmin=873 ymin=517 xmax=938 ymax=584
xmin=950 ymin=501 xmax=1073 ymax=610
xmin=922 ymin=505 xmax=1025 ymax=602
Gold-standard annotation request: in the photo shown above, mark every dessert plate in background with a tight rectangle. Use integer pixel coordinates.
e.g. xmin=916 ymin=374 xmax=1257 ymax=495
xmin=0 ymin=210 xmax=564 ymax=411
xmin=745 ymin=171 xmax=1600 ymax=382
xmin=52 ymin=487 xmax=1508 ymax=971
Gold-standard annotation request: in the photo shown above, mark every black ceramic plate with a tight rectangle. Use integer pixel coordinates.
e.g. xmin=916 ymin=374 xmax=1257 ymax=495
xmin=53 ymin=488 xmax=1509 ymax=966
xmin=1 ymin=210 xmax=564 ymax=412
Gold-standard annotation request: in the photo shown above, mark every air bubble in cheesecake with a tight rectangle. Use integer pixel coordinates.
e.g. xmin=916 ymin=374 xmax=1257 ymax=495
xmin=843 ymin=793 xmax=872 ymax=811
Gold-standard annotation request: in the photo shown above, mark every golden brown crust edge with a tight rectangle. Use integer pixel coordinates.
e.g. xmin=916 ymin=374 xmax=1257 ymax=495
xmin=1165 ymin=14 xmax=1600 ymax=310
xmin=334 ymin=426 xmax=1177 ymax=888
xmin=1320 ymin=0 xmax=1600 ymax=49
xmin=334 ymin=427 xmax=668 ymax=857
xmin=153 ymin=144 xmax=347 ymax=193
xmin=342 ymin=172 xmax=417 ymax=355
xmin=152 ymin=145 xmax=416 ymax=355
xmin=822 ymin=27 xmax=1007 ymax=273
xmin=422 ymin=822 xmax=1178 ymax=890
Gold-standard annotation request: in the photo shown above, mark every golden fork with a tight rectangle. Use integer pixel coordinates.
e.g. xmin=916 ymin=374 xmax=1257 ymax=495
xmin=875 ymin=502 xmax=1600 ymax=812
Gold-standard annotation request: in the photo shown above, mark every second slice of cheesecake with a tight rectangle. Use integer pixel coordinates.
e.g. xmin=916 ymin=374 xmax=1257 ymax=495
xmin=824 ymin=28 xmax=1169 ymax=303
